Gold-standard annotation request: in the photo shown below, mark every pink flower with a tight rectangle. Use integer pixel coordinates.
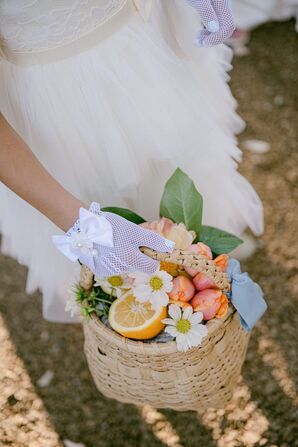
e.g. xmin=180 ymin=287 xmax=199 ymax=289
xmin=185 ymin=243 xmax=213 ymax=276
xmin=190 ymin=289 xmax=228 ymax=321
xmin=168 ymin=275 xmax=196 ymax=302
xmin=141 ymin=218 xmax=196 ymax=250
xmin=193 ymin=272 xmax=216 ymax=291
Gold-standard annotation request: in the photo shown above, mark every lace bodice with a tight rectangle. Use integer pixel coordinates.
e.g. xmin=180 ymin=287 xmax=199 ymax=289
xmin=0 ymin=0 xmax=151 ymax=55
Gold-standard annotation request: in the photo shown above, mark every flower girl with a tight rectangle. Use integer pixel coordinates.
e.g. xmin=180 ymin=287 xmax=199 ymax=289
xmin=0 ymin=0 xmax=263 ymax=322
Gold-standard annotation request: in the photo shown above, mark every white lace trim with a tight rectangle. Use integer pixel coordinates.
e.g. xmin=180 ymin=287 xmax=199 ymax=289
xmin=0 ymin=0 xmax=128 ymax=53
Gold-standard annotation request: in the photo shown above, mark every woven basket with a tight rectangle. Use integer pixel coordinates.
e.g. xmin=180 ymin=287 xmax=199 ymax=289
xmin=81 ymin=249 xmax=250 ymax=411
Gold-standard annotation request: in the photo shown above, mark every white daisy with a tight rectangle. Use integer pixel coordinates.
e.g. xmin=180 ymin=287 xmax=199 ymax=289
xmin=162 ymin=304 xmax=208 ymax=352
xmin=130 ymin=270 xmax=173 ymax=310
xmin=95 ymin=275 xmax=132 ymax=298
xmin=65 ymin=293 xmax=82 ymax=319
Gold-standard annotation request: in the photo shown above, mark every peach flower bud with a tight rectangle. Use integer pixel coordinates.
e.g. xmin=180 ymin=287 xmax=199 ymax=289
xmin=213 ymin=254 xmax=228 ymax=271
xmin=193 ymin=272 xmax=216 ymax=291
xmin=168 ymin=276 xmax=195 ymax=302
xmin=190 ymin=289 xmax=222 ymax=320
xmin=165 ymin=223 xmax=196 ymax=250
xmin=169 ymin=299 xmax=192 ymax=310
xmin=185 ymin=243 xmax=213 ymax=276
xmin=196 ymin=243 xmax=213 ymax=259
xmin=216 ymin=294 xmax=229 ymax=319
xmin=141 ymin=218 xmax=196 ymax=250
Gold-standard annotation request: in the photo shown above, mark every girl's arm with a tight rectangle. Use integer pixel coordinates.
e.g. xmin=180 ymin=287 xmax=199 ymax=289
xmin=0 ymin=113 xmax=85 ymax=231
xmin=0 ymin=113 xmax=173 ymax=276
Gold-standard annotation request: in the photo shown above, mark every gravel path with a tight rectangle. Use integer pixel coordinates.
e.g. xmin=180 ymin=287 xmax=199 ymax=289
xmin=0 ymin=20 xmax=297 ymax=447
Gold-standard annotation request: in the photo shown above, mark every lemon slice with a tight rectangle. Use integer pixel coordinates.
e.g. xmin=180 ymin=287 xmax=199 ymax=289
xmin=108 ymin=294 xmax=167 ymax=340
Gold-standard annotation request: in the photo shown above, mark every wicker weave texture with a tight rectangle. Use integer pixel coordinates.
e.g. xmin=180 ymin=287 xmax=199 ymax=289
xmin=83 ymin=308 xmax=250 ymax=410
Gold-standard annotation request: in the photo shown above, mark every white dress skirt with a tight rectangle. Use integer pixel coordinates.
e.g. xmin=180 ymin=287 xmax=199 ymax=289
xmin=0 ymin=0 xmax=263 ymax=322
xmin=233 ymin=0 xmax=298 ymax=30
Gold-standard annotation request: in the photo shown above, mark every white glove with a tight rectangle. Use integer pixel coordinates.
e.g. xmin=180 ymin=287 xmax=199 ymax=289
xmin=186 ymin=0 xmax=235 ymax=47
xmin=52 ymin=203 xmax=174 ymax=277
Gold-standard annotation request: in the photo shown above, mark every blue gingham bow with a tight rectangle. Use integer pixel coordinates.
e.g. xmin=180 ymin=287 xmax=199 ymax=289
xmin=227 ymin=258 xmax=267 ymax=331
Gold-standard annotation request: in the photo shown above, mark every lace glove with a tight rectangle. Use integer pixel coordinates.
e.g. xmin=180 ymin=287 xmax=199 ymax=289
xmin=186 ymin=0 xmax=235 ymax=47
xmin=52 ymin=203 xmax=174 ymax=278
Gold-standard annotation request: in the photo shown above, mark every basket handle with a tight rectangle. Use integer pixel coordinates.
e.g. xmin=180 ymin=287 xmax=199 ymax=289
xmin=80 ymin=247 xmax=231 ymax=293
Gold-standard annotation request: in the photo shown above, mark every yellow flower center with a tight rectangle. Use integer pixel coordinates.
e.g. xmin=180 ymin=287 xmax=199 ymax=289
xmin=149 ymin=276 xmax=163 ymax=291
xmin=108 ymin=276 xmax=123 ymax=287
xmin=176 ymin=319 xmax=191 ymax=334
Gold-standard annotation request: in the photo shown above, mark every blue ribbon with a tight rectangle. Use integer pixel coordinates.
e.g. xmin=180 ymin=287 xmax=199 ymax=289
xmin=227 ymin=258 xmax=267 ymax=331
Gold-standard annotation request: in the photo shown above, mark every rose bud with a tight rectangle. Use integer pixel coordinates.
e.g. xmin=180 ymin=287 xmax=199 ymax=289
xmin=169 ymin=299 xmax=192 ymax=310
xmin=193 ymin=272 xmax=216 ymax=291
xmin=191 ymin=289 xmax=222 ymax=320
xmin=168 ymin=276 xmax=195 ymax=302
xmin=216 ymin=294 xmax=229 ymax=319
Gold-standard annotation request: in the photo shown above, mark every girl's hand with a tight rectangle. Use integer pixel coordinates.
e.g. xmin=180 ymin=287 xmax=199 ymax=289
xmin=187 ymin=0 xmax=235 ymax=47
xmin=53 ymin=203 xmax=174 ymax=277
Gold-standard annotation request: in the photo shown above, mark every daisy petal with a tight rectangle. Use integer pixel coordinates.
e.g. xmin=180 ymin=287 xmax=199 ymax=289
xmin=151 ymin=298 xmax=164 ymax=311
xmin=190 ymin=311 xmax=203 ymax=325
xmin=158 ymin=270 xmax=173 ymax=283
xmin=160 ymin=292 xmax=170 ymax=306
xmin=130 ymin=272 xmax=149 ymax=284
xmin=176 ymin=338 xmax=189 ymax=352
xmin=168 ymin=304 xmax=181 ymax=322
xmin=161 ymin=318 xmax=176 ymax=326
xmin=188 ymin=331 xmax=203 ymax=348
xmin=165 ymin=326 xmax=179 ymax=337
xmin=182 ymin=305 xmax=193 ymax=320
xmin=134 ymin=284 xmax=151 ymax=295
xmin=191 ymin=325 xmax=208 ymax=338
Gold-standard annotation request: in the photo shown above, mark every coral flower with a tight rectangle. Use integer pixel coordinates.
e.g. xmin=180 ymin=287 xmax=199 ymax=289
xmin=191 ymin=289 xmax=229 ymax=320
xmin=169 ymin=299 xmax=192 ymax=310
xmin=185 ymin=243 xmax=213 ymax=276
xmin=141 ymin=218 xmax=196 ymax=250
xmin=213 ymin=254 xmax=229 ymax=271
xmin=168 ymin=276 xmax=195 ymax=302
xmin=216 ymin=294 xmax=229 ymax=319
xmin=193 ymin=272 xmax=216 ymax=291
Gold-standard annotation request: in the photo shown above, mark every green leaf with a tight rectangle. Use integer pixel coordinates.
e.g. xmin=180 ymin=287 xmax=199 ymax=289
xmin=160 ymin=168 xmax=203 ymax=237
xmin=200 ymin=226 xmax=243 ymax=255
xmin=102 ymin=207 xmax=146 ymax=224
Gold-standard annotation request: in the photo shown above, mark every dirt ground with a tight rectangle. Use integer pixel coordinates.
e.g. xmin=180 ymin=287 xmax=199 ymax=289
xmin=0 ymin=20 xmax=297 ymax=447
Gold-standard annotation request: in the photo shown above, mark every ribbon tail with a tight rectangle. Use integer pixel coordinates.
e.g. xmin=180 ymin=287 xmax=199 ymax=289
xmin=52 ymin=235 xmax=79 ymax=262
xmin=230 ymin=280 xmax=267 ymax=331
xmin=78 ymin=252 xmax=96 ymax=273
xmin=228 ymin=258 xmax=267 ymax=331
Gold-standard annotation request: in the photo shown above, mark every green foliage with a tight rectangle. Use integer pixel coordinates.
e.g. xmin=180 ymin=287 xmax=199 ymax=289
xmin=102 ymin=207 xmax=145 ymax=224
xmin=200 ymin=226 xmax=243 ymax=255
xmin=159 ymin=168 xmax=203 ymax=238
xmin=75 ymin=285 xmax=114 ymax=319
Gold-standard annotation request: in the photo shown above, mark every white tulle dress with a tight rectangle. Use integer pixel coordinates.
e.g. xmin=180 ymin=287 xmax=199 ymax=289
xmin=233 ymin=0 xmax=298 ymax=30
xmin=0 ymin=0 xmax=263 ymax=322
